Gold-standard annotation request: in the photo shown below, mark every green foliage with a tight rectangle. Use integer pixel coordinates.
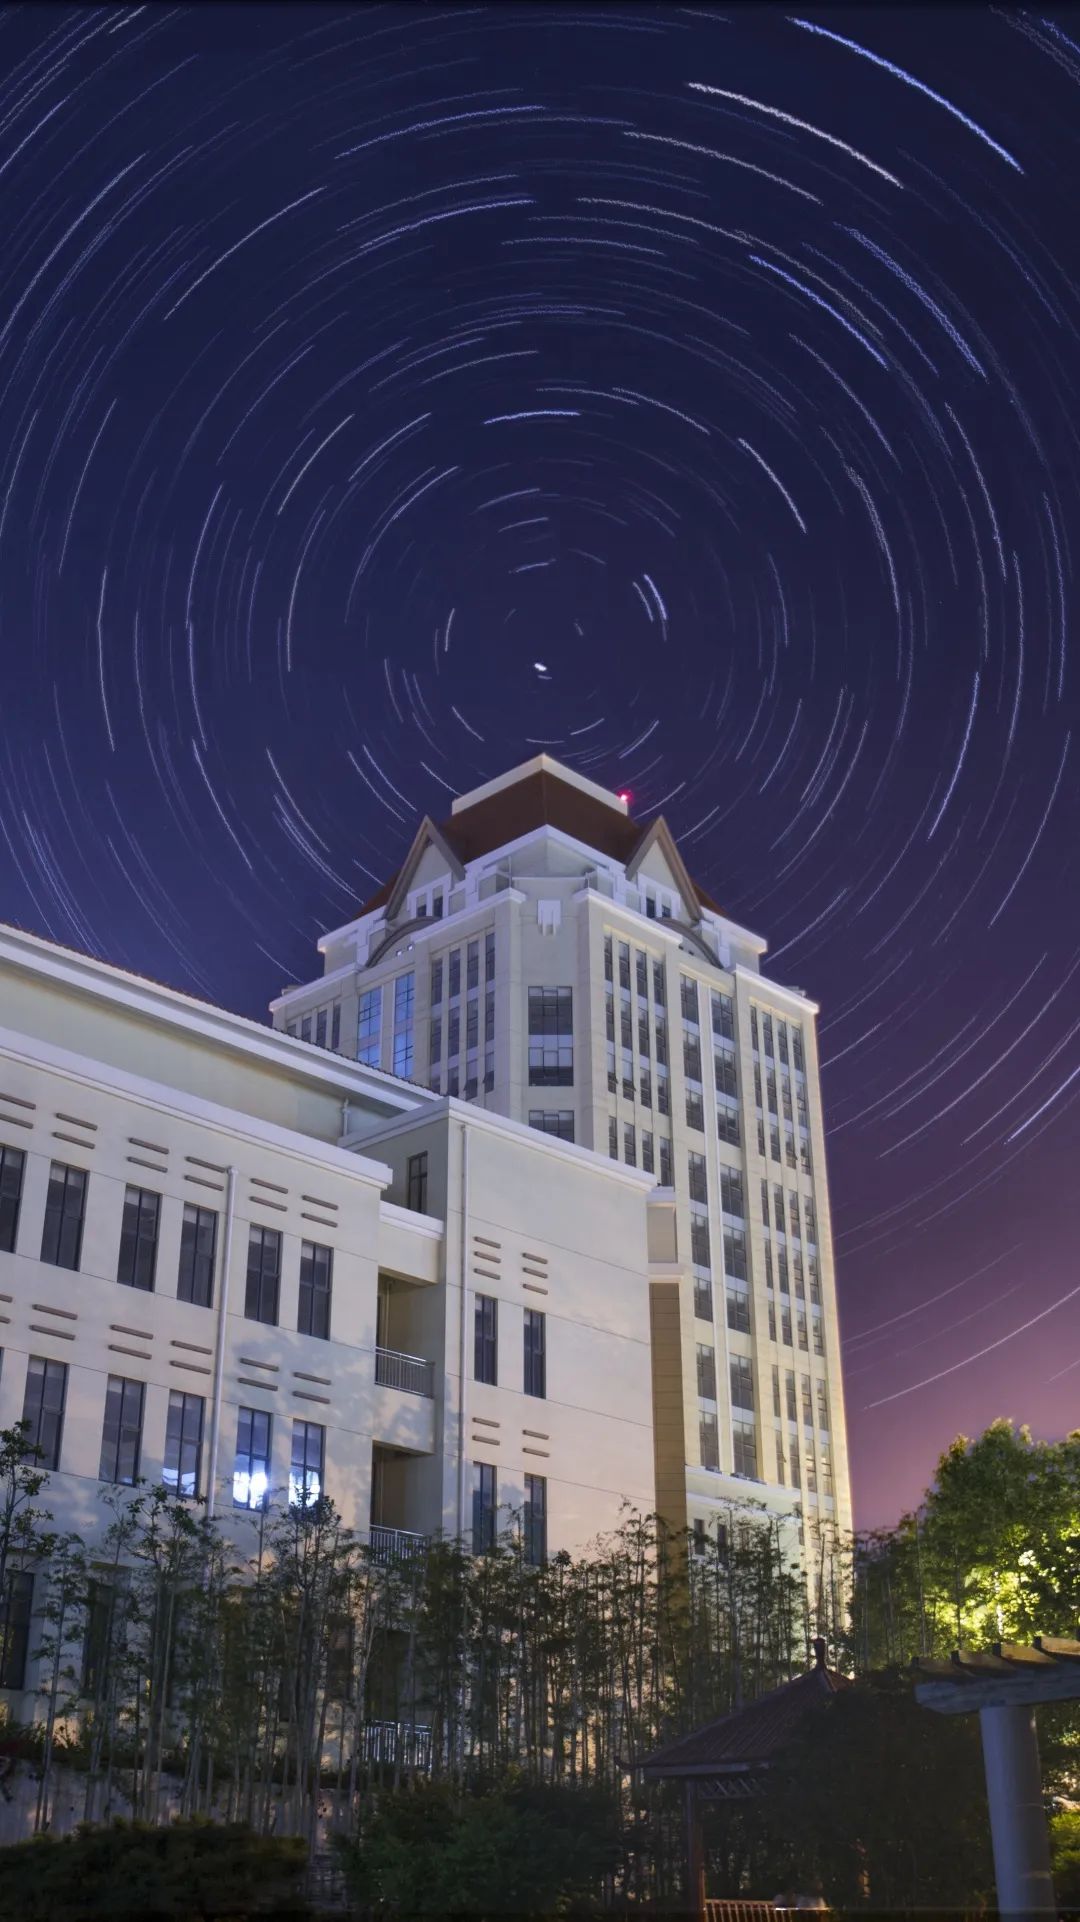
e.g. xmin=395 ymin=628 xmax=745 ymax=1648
xmin=340 ymin=1778 xmax=621 ymax=1918
xmin=758 ymin=1677 xmax=995 ymax=1912
xmin=851 ymin=1421 xmax=1080 ymax=1667
xmin=1052 ymin=1807 xmax=1080 ymax=1908
xmin=0 ymin=1818 xmax=308 ymax=1920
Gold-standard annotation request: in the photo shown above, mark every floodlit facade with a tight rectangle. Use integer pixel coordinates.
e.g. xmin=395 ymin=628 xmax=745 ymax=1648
xmin=273 ymin=755 xmax=853 ymax=1551
xmin=0 ymin=922 xmax=656 ymax=1703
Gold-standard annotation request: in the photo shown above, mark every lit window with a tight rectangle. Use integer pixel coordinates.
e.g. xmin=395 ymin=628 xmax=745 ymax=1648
xmin=234 ymin=1407 xmax=272 ymax=1510
xmin=290 ymin=1419 xmax=324 ymax=1507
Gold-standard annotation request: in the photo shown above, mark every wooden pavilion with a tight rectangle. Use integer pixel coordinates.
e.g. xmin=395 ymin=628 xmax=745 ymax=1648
xmin=640 ymin=1639 xmax=848 ymax=1913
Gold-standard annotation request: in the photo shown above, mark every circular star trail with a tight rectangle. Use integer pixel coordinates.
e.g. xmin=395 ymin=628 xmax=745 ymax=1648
xmin=1 ymin=4 xmax=1078 ymax=1522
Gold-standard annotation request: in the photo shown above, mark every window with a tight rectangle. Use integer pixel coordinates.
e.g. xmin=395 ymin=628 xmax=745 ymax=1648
xmin=449 ymin=951 xmax=461 ymax=999
xmin=723 ymin=1226 xmax=748 ymax=1280
xmin=392 ymin=972 xmax=415 ymax=1078
xmin=298 ymin=1241 xmax=332 ymax=1340
xmin=720 ymin=1169 xmax=745 ymax=1219
xmin=636 ymin=951 xmax=648 ymax=999
xmin=524 ymin=1309 xmax=546 ymax=1399
xmin=528 ymin=1110 xmax=574 ymax=1141
xmin=81 ymin=1580 xmax=115 ymax=1698
xmin=652 ymin=959 xmax=666 ymax=1006
xmin=786 ymin=1372 xmax=798 ymax=1423
xmin=331 ymin=1004 xmax=341 ymax=1051
xmin=474 ymin=1294 xmax=497 ymax=1385
xmin=696 ymin=1344 xmax=717 ymax=1401
xmin=717 ymin=1105 xmax=740 ymax=1147
xmin=685 ymin=1089 xmax=704 ymax=1132
xmin=680 ymin=976 xmax=699 ymax=1023
xmin=244 ymin=1226 xmax=281 ymax=1326
xmin=524 ymin=1473 xmax=546 ymax=1567
xmin=690 ymin=1212 xmax=711 ymax=1270
xmin=603 ymin=934 xmax=613 ymax=982
xmin=732 ymin=1420 xmax=758 ymax=1479
xmin=726 ymin=1287 xmax=751 ymax=1335
xmin=655 ymin=1020 xmax=668 ymax=1067
xmin=699 ymin=1411 xmax=720 ymax=1471
xmin=163 ymin=1390 xmax=204 ymax=1498
xmin=792 ymin=1028 xmax=805 ymax=1072
xmin=234 ymin=1407 xmax=272 ymax=1509
xmin=0 ymin=1144 xmax=25 ymax=1253
xmin=812 ymin=1314 xmax=825 ymax=1358
xmin=406 ymin=1152 xmax=429 ymax=1213
xmin=430 ymin=959 xmax=443 ymax=1006
xmin=357 ymin=986 xmax=382 ymax=1066
xmin=730 ymin=1357 xmax=755 ymax=1410
xmin=527 ymin=988 xmax=573 ymax=1086
xmin=618 ymin=942 xmax=631 ymax=990
xmin=658 ymin=1137 xmax=673 ymax=1186
xmin=641 ymin=1131 xmax=654 ymax=1174
xmin=117 ymin=1186 xmax=160 ymax=1292
xmin=290 ymin=1419 xmax=324 ymax=1507
xmin=0 ymin=1570 xmax=33 ymax=1689
xmin=608 ymin=1116 xmax=618 ymax=1160
xmin=772 ymin=1366 xmax=782 ymax=1418
xmin=22 ymin=1356 xmax=67 ymax=1469
xmin=692 ymin=1516 xmax=706 ymax=1555
xmin=485 ymin=930 xmax=496 ymax=978
xmin=624 ymin=1123 xmax=636 ymax=1166
xmin=683 ymin=1035 xmax=702 ymax=1083
xmin=801 ymin=1374 xmax=814 ymax=1426
xmin=817 ymin=1381 xmax=830 ymax=1431
xmin=712 ymin=991 xmax=734 ymax=1041
xmin=178 ymin=1203 xmax=217 ymax=1307
xmin=693 ymin=1274 xmax=713 ymax=1321
xmin=467 ymin=941 xmax=479 ymax=991
xmin=714 ymin=1049 xmax=737 ymax=1100
xmin=315 ymin=1009 xmax=327 ymax=1049
xmin=99 ymin=1376 xmax=144 ymax=1485
xmin=40 ymin=1162 xmax=87 ymax=1271
xmin=472 ymin=1461 xmax=496 ymax=1554
xmin=687 ymin=1152 xmax=707 ymax=1205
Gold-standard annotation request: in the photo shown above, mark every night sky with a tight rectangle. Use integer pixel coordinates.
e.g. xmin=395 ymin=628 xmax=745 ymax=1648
xmin=1 ymin=4 xmax=1078 ymax=1529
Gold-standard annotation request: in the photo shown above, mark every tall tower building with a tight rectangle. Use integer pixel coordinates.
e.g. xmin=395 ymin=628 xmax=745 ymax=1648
xmin=271 ymin=756 xmax=852 ymax=1548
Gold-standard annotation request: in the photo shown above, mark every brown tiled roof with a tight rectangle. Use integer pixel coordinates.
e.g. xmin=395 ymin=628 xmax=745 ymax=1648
xmin=358 ymin=768 xmax=722 ymax=916
xmin=640 ymin=1660 xmax=849 ymax=1777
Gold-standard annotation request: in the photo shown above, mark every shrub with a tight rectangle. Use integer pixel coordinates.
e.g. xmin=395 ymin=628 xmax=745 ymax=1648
xmin=0 ymin=1818 xmax=309 ymax=1920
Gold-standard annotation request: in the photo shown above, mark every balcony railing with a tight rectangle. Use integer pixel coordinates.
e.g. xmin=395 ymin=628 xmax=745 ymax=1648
xmin=368 ymin=1525 xmax=429 ymax=1566
xmin=358 ymin=1719 xmax=433 ymax=1769
xmin=375 ymin=1346 xmax=434 ymax=1398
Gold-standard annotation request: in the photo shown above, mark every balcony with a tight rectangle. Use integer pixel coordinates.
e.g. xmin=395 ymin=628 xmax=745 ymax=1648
xmin=358 ymin=1719 xmax=432 ymax=1769
xmin=368 ymin=1525 xmax=428 ymax=1566
xmin=375 ymin=1345 xmax=434 ymax=1398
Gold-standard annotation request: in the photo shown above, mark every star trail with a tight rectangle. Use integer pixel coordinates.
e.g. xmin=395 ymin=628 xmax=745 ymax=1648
xmin=0 ymin=4 xmax=1077 ymax=1523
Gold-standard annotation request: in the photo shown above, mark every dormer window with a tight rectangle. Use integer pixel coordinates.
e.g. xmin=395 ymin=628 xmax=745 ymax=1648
xmin=642 ymin=885 xmax=677 ymax=922
xmin=410 ymin=884 xmax=445 ymax=921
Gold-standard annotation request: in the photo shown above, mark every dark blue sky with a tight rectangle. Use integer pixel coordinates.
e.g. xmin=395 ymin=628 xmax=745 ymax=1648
xmin=1 ymin=4 xmax=1078 ymax=1525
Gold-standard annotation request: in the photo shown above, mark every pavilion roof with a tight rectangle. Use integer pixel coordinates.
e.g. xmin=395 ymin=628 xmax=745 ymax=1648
xmin=640 ymin=1649 xmax=850 ymax=1779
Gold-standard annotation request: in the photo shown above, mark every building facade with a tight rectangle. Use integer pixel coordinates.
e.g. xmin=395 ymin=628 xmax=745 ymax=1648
xmin=272 ymin=756 xmax=853 ymax=1549
xmin=0 ymin=921 xmax=657 ymax=1704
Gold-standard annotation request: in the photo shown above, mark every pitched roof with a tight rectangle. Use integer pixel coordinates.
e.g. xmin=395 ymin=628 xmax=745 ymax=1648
xmin=357 ymin=766 xmax=724 ymax=917
xmin=640 ymin=1654 xmax=850 ymax=1777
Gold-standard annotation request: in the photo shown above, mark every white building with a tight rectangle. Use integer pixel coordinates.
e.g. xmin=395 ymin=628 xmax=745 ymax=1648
xmin=0 ymin=920 xmax=657 ymax=1698
xmin=272 ymin=755 xmax=852 ymax=1550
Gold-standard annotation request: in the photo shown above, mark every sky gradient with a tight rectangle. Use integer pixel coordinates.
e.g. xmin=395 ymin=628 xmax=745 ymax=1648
xmin=0 ymin=5 xmax=1077 ymax=1527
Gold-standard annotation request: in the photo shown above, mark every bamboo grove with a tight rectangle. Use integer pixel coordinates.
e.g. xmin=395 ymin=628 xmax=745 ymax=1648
xmin=0 ymin=1421 xmax=847 ymax=1852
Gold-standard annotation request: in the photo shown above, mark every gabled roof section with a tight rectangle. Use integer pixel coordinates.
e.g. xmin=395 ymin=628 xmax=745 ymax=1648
xmin=625 ymin=816 xmax=704 ymax=927
xmin=356 ymin=759 xmax=727 ymax=919
xmin=383 ymin=816 xmax=466 ymax=919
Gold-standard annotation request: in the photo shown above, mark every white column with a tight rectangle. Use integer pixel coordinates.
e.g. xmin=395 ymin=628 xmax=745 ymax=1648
xmin=979 ymin=1703 xmax=1055 ymax=1919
